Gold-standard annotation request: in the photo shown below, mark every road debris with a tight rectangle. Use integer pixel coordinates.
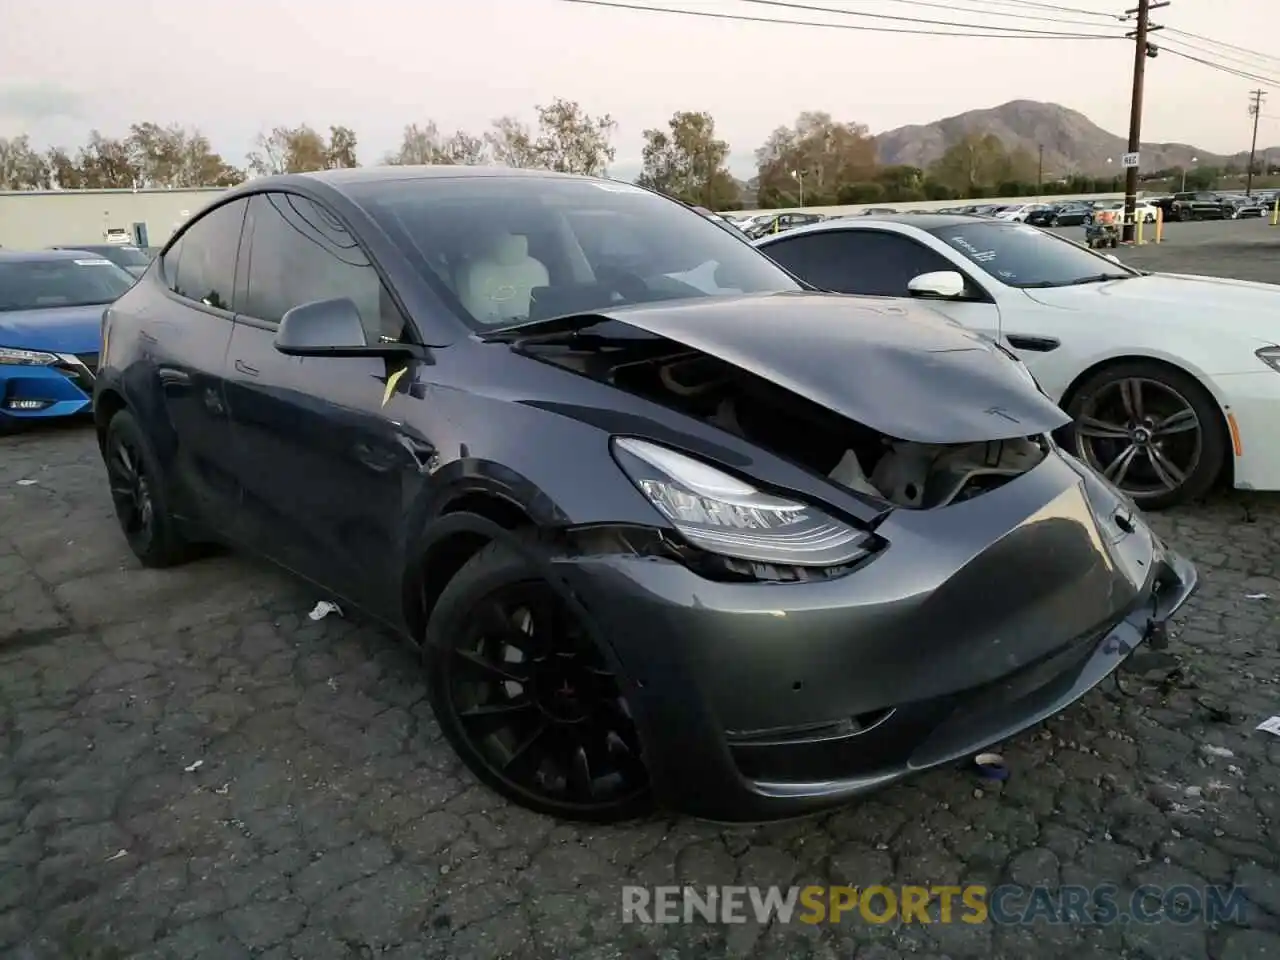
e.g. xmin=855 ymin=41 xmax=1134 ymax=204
xmin=1255 ymin=716 xmax=1280 ymax=737
xmin=309 ymin=600 xmax=343 ymax=620
xmin=183 ymin=760 xmax=203 ymax=773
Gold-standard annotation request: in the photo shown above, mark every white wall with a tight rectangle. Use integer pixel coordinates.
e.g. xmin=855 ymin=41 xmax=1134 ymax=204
xmin=0 ymin=187 xmax=228 ymax=249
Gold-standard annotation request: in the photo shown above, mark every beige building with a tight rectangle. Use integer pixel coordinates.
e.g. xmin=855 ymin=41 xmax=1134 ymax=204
xmin=0 ymin=187 xmax=231 ymax=250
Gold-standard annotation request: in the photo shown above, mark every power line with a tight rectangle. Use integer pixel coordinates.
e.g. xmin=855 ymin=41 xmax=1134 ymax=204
xmin=954 ymin=0 xmax=1122 ymax=15
xmin=1164 ymin=28 xmax=1280 ymax=68
xmin=737 ymin=0 xmax=1119 ymax=30
xmin=557 ymin=0 xmax=1126 ymax=38
xmin=1159 ymin=45 xmax=1280 ymax=87
xmin=1157 ymin=32 xmax=1280 ymax=73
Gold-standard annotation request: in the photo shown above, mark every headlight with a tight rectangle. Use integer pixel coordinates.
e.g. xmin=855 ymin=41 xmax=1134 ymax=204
xmin=611 ymin=437 xmax=881 ymax=568
xmin=0 ymin=347 xmax=58 ymax=366
xmin=1256 ymin=346 xmax=1280 ymax=372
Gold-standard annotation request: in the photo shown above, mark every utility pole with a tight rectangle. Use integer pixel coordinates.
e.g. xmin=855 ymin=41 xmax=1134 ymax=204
xmin=1122 ymin=0 xmax=1166 ymax=242
xmin=1247 ymin=89 xmax=1266 ymax=196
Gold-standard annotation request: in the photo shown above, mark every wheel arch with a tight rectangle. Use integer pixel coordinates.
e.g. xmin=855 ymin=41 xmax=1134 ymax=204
xmin=1057 ymin=353 xmax=1235 ymax=488
xmin=401 ymin=489 xmax=536 ymax=644
xmin=93 ymin=386 xmax=128 ymax=453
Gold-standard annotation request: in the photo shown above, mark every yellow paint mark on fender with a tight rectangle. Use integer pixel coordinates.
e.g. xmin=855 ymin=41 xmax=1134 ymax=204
xmin=382 ymin=367 xmax=406 ymax=408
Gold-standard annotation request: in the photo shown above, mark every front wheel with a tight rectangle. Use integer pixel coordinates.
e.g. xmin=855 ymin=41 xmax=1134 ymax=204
xmin=1064 ymin=361 xmax=1226 ymax=510
xmin=103 ymin=409 xmax=197 ymax=567
xmin=423 ymin=541 xmax=653 ymax=823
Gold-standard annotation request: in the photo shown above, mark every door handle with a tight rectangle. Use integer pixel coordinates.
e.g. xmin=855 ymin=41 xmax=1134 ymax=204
xmin=1005 ymin=334 xmax=1060 ymax=353
xmin=234 ymin=359 xmax=259 ymax=376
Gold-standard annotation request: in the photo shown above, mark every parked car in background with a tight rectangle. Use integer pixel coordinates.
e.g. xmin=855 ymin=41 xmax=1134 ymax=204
xmin=995 ymin=203 xmax=1053 ymax=222
xmin=49 ymin=243 xmax=154 ymax=278
xmin=0 ymin=250 xmax=136 ymax=430
xmin=1046 ymin=202 xmax=1093 ymax=226
xmin=92 ymin=166 xmax=1196 ymax=823
xmin=1223 ymin=195 xmax=1267 ymax=219
xmin=742 ymin=211 xmax=825 ymax=238
xmin=753 ymin=213 xmax=1280 ymax=508
xmin=1088 ymin=200 xmax=1158 ymax=224
xmin=1167 ymin=192 xmax=1231 ymax=221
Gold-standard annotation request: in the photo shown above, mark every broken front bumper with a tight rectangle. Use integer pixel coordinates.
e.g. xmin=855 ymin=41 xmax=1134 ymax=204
xmin=550 ymin=449 xmax=1198 ymax=823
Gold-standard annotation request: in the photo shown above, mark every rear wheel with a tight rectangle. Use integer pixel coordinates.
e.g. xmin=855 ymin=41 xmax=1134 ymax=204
xmin=103 ymin=409 xmax=196 ymax=567
xmin=424 ymin=541 xmax=653 ymax=822
xmin=1064 ymin=361 xmax=1226 ymax=510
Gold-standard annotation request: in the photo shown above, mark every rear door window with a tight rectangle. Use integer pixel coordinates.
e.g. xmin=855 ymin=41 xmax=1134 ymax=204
xmin=171 ymin=199 xmax=249 ymax=312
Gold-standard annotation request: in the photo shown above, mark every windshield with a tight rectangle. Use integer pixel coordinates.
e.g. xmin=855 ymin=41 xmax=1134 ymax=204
xmin=0 ymin=257 xmax=137 ymax=311
xmin=347 ymin=176 xmax=801 ymax=328
xmin=926 ymin=220 xmax=1134 ymax=288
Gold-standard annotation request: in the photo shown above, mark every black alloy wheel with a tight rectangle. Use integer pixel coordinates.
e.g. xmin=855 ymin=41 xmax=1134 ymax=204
xmin=103 ymin=409 xmax=193 ymax=566
xmin=1067 ymin=361 xmax=1226 ymax=509
xmin=425 ymin=541 xmax=652 ymax=822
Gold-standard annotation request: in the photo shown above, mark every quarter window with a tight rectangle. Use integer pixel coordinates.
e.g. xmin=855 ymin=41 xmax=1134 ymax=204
xmin=241 ymin=192 xmax=404 ymax=343
xmin=171 ymin=199 xmax=248 ymax=311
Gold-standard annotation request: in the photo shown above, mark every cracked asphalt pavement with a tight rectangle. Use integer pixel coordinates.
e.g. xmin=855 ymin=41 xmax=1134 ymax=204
xmin=4 ymin=224 xmax=1280 ymax=959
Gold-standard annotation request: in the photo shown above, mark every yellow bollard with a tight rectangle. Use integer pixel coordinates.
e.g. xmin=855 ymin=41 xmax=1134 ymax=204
xmin=1136 ymin=210 xmax=1144 ymax=245
xmin=1155 ymin=206 xmax=1164 ymax=243
xmin=1271 ymin=197 xmax=1279 ymax=227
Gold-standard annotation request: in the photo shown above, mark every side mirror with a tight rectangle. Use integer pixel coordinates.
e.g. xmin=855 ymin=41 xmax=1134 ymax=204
xmin=274 ymin=297 xmax=422 ymax=360
xmin=907 ymin=271 xmax=968 ymax=299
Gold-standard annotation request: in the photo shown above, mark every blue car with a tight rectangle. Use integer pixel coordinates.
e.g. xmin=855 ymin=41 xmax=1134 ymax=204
xmin=0 ymin=250 xmax=137 ymax=429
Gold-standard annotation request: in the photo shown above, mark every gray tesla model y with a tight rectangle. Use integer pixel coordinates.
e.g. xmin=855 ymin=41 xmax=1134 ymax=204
xmin=93 ymin=166 xmax=1197 ymax=823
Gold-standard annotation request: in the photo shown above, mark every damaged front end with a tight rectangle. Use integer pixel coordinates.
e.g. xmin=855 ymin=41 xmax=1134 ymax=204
xmin=477 ymin=297 xmax=1198 ymax=820
xmin=485 ymin=298 xmax=1067 ymax=515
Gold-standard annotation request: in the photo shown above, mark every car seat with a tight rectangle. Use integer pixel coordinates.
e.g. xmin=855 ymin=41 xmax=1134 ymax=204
xmin=454 ymin=233 xmax=549 ymax=324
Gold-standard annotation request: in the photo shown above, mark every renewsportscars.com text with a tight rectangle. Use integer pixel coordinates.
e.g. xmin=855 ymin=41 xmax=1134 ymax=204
xmin=621 ymin=884 xmax=1250 ymax=926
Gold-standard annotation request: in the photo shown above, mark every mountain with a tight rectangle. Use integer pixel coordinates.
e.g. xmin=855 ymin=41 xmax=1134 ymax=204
xmin=873 ymin=100 xmax=1279 ymax=176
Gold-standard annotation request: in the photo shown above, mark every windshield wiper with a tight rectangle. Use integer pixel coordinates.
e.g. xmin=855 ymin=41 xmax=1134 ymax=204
xmin=1018 ymin=274 xmax=1130 ymax=288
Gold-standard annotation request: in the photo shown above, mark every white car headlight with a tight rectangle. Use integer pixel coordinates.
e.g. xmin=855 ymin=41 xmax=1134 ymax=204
xmin=612 ymin=437 xmax=881 ymax=568
xmin=0 ymin=347 xmax=58 ymax=366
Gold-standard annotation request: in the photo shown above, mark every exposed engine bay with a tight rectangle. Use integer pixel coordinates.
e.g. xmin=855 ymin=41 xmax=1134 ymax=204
xmin=527 ymin=336 xmax=1049 ymax=509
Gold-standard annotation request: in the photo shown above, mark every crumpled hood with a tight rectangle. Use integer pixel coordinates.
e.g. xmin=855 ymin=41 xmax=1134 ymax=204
xmin=1023 ymin=272 xmax=1280 ymax=339
xmin=0 ymin=304 xmax=104 ymax=355
xmin=498 ymin=292 xmax=1072 ymax=443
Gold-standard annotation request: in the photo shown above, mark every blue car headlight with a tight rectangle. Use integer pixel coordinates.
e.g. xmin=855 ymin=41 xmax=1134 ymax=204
xmin=0 ymin=347 xmax=58 ymax=366
xmin=611 ymin=437 xmax=881 ymax=568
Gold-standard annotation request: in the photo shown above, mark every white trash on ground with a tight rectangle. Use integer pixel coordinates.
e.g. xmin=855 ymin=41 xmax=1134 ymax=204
xmin=1256 ymin=716 xmax=1280 ymax=737
xmin=309 ymin=600 xmax=343 ymax=620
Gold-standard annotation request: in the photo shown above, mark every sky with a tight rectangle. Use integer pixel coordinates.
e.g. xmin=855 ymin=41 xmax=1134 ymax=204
xmin=2 ymin=0 xmax=1278 ymax=181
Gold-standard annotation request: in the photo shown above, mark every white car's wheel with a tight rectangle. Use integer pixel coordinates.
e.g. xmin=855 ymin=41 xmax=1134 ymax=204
xmin=1064 ymin=361 xmax=1227 ymax=509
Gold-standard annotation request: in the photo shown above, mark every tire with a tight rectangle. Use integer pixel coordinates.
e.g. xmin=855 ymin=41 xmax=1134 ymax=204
xmin=423 ymin=540 xmax=654 ymax=823
xmin=1063 ymin=360 xmax=1226 ymax=510
xmin=103 ymin=408 xmax=196 ymax=567
xmin=1049 ymin=216 xmax=1060 ymax=226
xmin=1178 ymin=207 xmax=1192 ymax=222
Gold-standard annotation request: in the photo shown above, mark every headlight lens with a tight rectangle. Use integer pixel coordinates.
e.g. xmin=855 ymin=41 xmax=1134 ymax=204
xmin=1256 ymin=346 xmax=1280 ymax=373
xmin=0 ymin=347 xmax=58 ymax=366
xmin=612 ymin=437 xmax=881 ymax=568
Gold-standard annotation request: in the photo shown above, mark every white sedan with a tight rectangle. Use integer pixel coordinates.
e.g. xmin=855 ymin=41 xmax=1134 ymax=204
xmin=754 ymin=214 xmax=1280 ymax=508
